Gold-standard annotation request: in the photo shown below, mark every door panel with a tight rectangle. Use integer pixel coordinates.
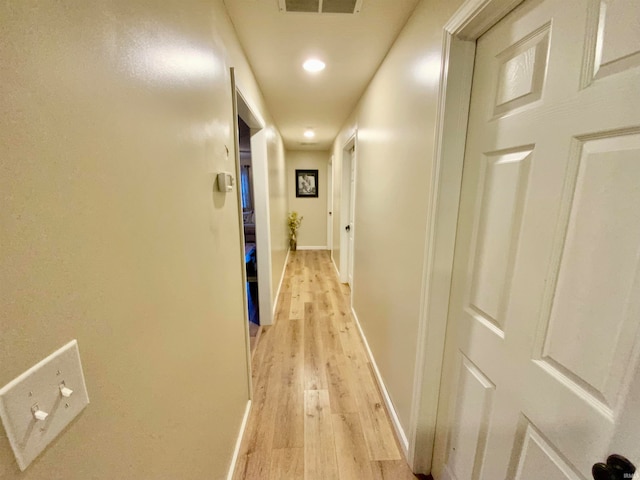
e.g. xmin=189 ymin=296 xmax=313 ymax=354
xmin=588 ymin=0 xmax=640 ymax=81
xmin=494 ymin=24 xmax=549 ymax=117
xmin=468 ymin=148 xmax=532 ymax=333
xmin=510 ymin=421 xmax=581 ymax=480
xmin=435 ymin=0 xmax=640 ymax=478
xmin=447 ymin=356 xmax=495 ymax=480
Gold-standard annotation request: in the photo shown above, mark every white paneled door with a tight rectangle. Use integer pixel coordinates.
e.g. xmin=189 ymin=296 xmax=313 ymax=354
xmin=435 ymin=0 xmax=640 ymax=479
xmin=348 ymin=145 xmax=356 ymax=287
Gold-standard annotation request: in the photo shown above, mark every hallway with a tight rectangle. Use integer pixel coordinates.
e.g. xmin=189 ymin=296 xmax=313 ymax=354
xmin=233 ymin=251 xmax=422 ymax=480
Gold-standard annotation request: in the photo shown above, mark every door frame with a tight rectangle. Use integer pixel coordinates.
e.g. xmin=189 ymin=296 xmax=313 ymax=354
xmin=407 ymin=0 xmax=525 ymax=474
xmin=230 ymin=69 xmax=252 ymax=399
xmin=231 ymin=71 xmax=276 ymax=332
xmin=347 ymin=143 xmax=357 ymax=289
xmin=327 ymin=157 xmax=333 ymax=252
xmin=339 ymin=132 xmax=357 ymax=286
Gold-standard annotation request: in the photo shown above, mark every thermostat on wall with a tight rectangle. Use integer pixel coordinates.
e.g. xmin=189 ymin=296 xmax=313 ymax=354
xmin=217 ymin=172 xmax=235 ymax=192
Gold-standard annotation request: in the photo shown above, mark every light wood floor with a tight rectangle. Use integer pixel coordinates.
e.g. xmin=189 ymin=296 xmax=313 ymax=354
xmin=233 ymin=250 xmax=423 ymax=480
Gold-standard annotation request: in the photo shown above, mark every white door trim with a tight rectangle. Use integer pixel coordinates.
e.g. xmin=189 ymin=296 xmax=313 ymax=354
xmin=233 ymin=78 xmax=275 ymax=330
xmin=339 ymin=132 xmax=357 ymax=285
xmin=407 ymin=0 xmax=524 ymax=474
xmin=347 ymin=143 xmax=357 ymax=292
xmin=226 ymin=400 xmax=252 ymax=480
xmin=327 ymin=158 xmax=334 ymax=252
xmin=230 ymin=69 xmax=253 ymax=400
xmin=249 ymin=128 xmax=274 ymax=326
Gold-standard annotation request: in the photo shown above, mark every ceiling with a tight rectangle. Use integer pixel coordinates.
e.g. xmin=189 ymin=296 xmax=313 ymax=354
xmin=223 ymin=0 xmax=421 ymax=150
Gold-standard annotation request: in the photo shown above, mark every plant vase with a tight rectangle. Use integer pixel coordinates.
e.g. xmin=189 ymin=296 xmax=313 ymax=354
xmin=287 ymin=211 xmax=302 ymax=252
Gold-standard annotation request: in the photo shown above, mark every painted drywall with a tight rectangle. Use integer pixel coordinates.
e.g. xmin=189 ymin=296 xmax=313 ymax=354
xmin=0 ymin=1 xmax=283 ymax=478
xmin=267 ymin=136 xmax=289 ymax=296
xmin=286 ymin=151 xmax=329 ymax=248
xmin=331 ymin=0 xmax=464 ymax=449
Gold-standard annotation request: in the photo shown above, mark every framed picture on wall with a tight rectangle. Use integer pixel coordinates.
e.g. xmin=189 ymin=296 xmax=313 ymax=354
xmin=295 ymin=169 xmax=319 ymax=198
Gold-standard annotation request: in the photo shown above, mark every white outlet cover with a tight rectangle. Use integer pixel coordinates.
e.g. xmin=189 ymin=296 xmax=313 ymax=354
xmin=0 ymin=340 xmax=90 ymax=471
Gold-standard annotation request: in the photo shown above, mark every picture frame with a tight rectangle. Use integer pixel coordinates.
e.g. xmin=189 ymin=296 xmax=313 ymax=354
xmin=295 ymin=169 xmax=319 ymax=198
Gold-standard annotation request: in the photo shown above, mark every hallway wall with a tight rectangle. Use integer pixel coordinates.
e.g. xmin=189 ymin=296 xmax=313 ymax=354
xmin=0 ymin=0 xmax=284 ymax=478
xmin=331 ymin=0 xmax=464 ymax=448
xmin=267 ymin=137 xmax=289 ymax=297
xmin=286 ymin=150 xmax=330 ymax=248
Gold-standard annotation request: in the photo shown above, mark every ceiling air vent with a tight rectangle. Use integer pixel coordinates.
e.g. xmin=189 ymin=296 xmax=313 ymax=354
xmin=322 ymin=0 xmax=360 ymax=13
xmin=282 ymin=0 xmax=319 ymax=13
xmin=279 ymin=0 xmax=363 ymax=14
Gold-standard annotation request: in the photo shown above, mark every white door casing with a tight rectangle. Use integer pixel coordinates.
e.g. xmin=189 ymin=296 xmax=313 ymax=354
xmin=340 ymin=134 xmax=356 ymax=284
xmin=327 ymin=159 xmax=333 ymax=251
xmin=233 ymin=83 xmax=274 ymax=327
xmin=433 ymin=0 xmax=640 ymax=479
xmin=347 ymin=145 xmax=356 ymax=288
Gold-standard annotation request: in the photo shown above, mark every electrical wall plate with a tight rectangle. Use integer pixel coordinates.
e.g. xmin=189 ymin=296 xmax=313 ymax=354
xmin=0 ymin=340 xmax=90 ymax=471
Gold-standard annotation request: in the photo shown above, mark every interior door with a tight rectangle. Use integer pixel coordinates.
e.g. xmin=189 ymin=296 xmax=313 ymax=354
xmin=328 ymin=161 xmax=333 ymax=251
xmin=434 ymin=0 xmax=640 ymax=478
xmin=347 ymin=145 xmax=356 ymax=287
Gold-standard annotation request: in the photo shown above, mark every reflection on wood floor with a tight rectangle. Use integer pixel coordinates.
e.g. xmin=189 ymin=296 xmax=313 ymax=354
xmin=233 ymin=250 xmax=423 ymax=480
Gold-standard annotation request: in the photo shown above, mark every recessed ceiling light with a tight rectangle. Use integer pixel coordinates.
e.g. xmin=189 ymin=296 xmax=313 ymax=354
xmin=303 ymin=59 xmax=326 ymax=73
xmin=304 ymin=129 xmax=315 ymax=138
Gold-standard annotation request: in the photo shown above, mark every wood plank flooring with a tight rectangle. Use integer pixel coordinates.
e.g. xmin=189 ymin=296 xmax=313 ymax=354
xmin=233 ymin=250 xmax=422 ymax=480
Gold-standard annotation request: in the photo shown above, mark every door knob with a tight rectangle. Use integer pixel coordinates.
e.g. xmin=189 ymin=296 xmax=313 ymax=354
xmin=593 ymin=463 xmax=617 ymax=480
xmin=608 ymin=455 xmax=636 ymax=479
xmin=345 ymin=225 xmax=351 ymax=232
xmin=592 ymin=454 xmax=636 ymax=480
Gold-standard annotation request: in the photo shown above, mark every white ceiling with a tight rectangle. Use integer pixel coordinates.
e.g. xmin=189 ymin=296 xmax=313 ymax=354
xmin=224 ymin=0 xmax=421 ymax=150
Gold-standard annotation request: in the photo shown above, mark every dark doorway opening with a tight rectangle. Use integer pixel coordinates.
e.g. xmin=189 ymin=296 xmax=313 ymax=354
xmin=238 ymin=116 xmax=260 ymax=345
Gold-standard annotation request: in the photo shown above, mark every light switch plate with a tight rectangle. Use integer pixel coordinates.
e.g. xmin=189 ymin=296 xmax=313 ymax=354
xmin=0 ymin=340 xmax=90 ymax=471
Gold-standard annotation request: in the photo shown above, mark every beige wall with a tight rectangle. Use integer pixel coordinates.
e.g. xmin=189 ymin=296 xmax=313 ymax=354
xmin=0 ymin=0 xmax=284 ymax=478
xmin=267 ymin=136 xmax=289 ymax=295
xmin=286 ymin=151 xmax=329 ymax=248
xmin=331 ymin=0 xmax=464 ymax=446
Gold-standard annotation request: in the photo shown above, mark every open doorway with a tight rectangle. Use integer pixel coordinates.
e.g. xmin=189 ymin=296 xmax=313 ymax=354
xmin=231 ymin=70 xmax=275 ymax=361
xmin=238 ymin=117 xmax=260 ymax=348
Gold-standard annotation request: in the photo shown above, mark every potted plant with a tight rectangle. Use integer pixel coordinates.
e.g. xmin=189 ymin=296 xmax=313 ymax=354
xmin=287 ymin=211 xmax=303 ymax=251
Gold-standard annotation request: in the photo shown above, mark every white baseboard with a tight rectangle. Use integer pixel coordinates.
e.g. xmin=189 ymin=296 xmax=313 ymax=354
xmin=226 ymin=400 xmax=252 ymax=480
xmin=272 ymin=248 xmax=291 ymax=319
xmin=331 ymin=255 xmax=340 ymax=280
xmin=295 ymin=246 xmax=328 ymax=250
xmin=439 ymin=465 xmax=454 ymax=480
xmin=350 ymin=307 xmax=410 ymax=457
